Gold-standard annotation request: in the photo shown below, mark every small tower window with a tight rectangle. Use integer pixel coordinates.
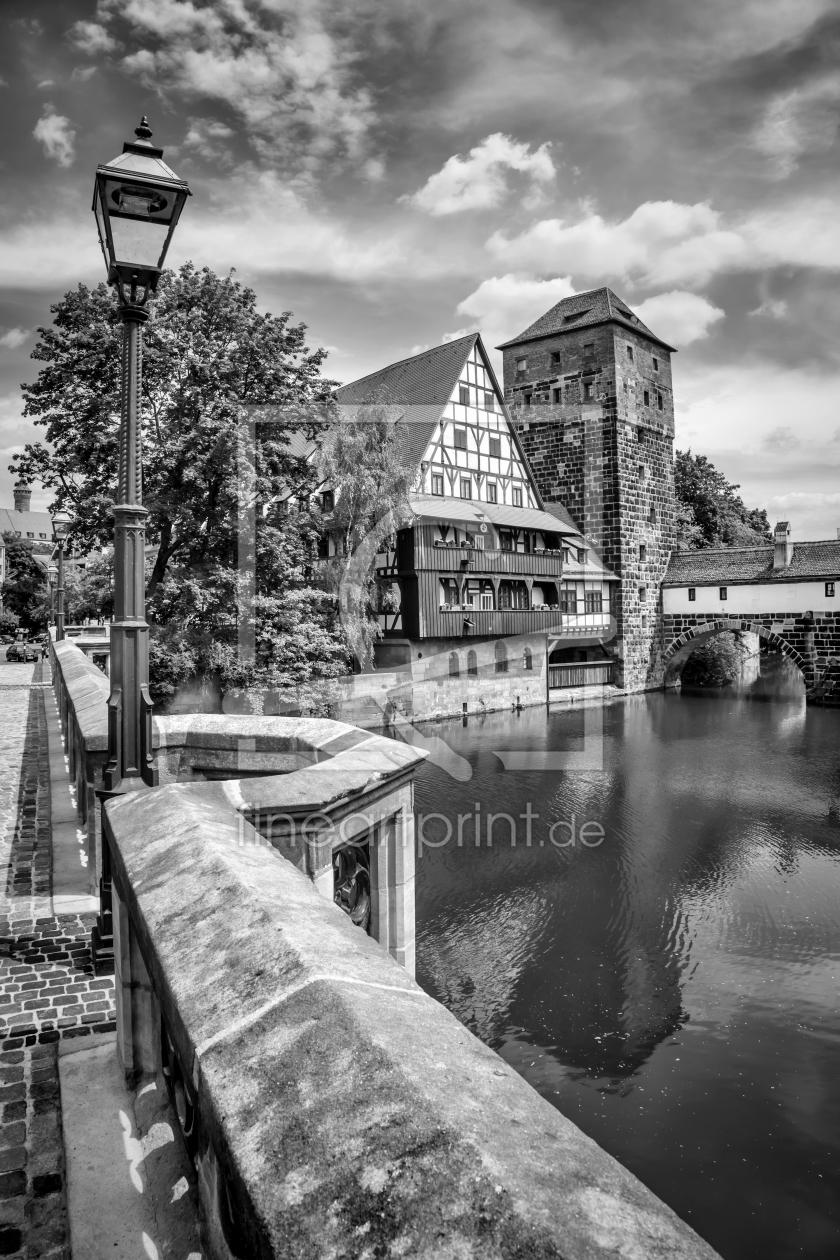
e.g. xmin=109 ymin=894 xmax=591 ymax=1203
xmin=627 ymin=345 xmax=634 ymax=361
xmin=454 ymin=426 xmax=467 ymax=449
xmin=643 ymin=389 xmax=650 ymax=407
xmin=431 ymin=473 xmax=444 ymax=496
xmin=524 ymin=392 xmax=533 ymax=408
xmin=512 ymin=487 xmax=523 ymax=507
xmin=553 ymin=387 xmax=562 ymax=404
xmin=459 ymin=385 xmax=470 ymax=406
xmin=489 ymin=436 xmax=501 ymax=457
xmin=583 ymin=342 xmax=594 ymax=358
xmin=657 ymin=392 xmax=664 ymax=411
xmin=652 ymin=357 xmax=659 ymax=371
xmin=551 ymin=351 xmax=562 ymax=366
xmin=639 ymin=544 xmax=647 ymax=561
xmin=516 ymin=357 xmax=527 ymax=372
xmin=638 ymin=464 xmax=646 ymax=481
xmin=583 ymin=382 xmax=594 ymax=401
xmin=639 ymin=586 xmax=647 ymax=603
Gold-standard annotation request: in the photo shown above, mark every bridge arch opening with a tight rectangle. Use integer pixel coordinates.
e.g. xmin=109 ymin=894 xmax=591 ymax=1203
xmin=663 ymin=621 xmax=810 ymax=690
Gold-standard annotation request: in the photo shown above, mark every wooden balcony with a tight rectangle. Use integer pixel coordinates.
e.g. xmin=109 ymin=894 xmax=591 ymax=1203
xmin=422 ymin=605 xmax=613 ymax=640
xmin=411 ymin=539 xmax=564 ymax=577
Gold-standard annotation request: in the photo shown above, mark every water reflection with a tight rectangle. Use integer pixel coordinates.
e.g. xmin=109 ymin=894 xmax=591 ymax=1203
xmin=409 ymin=654 xmax=840 ymax=1260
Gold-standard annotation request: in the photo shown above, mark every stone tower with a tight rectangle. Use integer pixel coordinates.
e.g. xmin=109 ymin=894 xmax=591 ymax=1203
xmin=499 ymin=288 xmax=676 ymax=690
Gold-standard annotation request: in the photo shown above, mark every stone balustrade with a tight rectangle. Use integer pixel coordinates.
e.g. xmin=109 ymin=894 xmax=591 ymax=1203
xmin=51 ymin=639 xmax=423 ymax=969
xmin=106 ymin=781 xmax=719 ymax=1260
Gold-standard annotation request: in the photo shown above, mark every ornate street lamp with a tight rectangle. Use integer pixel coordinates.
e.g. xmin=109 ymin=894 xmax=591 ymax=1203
xmin=51 ymin=514 xmax=71 ymax=642
xmin=91 ymin=117 xmax=191 ymax=792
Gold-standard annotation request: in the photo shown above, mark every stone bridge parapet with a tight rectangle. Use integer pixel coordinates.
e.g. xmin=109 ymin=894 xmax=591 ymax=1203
xmin=105 ymin=779 xmax=721 ymax=1260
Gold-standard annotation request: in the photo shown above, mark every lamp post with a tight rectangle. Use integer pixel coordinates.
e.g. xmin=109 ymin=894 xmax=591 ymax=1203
xmin=91 ymin=117 xmax=191 ymax=793
xmin=47 ymin=564 xmax=58 ymax=629
xmin=51 ymin=514 xmax=71 ymax=642
xmin=90 ymin=119 xmax=190 ymax=972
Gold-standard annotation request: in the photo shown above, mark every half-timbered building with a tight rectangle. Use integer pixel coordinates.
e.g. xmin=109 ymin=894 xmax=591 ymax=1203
xmin=334 ymin=334 xmax=619 ymax=709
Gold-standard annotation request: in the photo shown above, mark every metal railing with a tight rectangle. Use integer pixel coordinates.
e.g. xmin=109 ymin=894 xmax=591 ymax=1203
xmin=549 ymin=660 xmax=615 ymax=688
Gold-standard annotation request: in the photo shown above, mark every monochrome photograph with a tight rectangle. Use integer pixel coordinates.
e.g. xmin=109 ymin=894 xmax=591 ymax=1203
xmin=0 ymin=1 xmax=838 ymax=1256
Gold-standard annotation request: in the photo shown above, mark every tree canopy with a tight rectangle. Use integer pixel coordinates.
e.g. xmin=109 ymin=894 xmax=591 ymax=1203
xmin=674 ymin=451 xmax=772 ymax=550
xmin=1 ymin=534 xmax=47 ymax=630
xmin=14 ymin=264 xmax=350 ymax=709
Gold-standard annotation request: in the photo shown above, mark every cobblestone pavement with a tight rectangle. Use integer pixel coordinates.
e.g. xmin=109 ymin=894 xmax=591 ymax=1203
xmin=0 ymin=658 xmax=115 ymax=1258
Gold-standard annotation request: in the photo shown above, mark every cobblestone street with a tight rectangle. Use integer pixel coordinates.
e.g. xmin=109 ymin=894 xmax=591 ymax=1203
xmin=0 ymin=659 xmax=115 ymax=1258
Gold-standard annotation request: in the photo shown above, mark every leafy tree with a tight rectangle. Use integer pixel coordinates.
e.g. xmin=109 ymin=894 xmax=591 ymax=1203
xmin=13 ymin=264 xmax=348 ymax=708
xmin=0 ymin=611 xmax=19 ymax=637
xmin=674 ymin=451 xmax=772 ymax=550
xmin=682 ymin=631 xmax=754 ymax=687
xmin=1 ymin=534 xmax=47 ymax=630
xmin=318 ymin=403 xmax=416 ymax=668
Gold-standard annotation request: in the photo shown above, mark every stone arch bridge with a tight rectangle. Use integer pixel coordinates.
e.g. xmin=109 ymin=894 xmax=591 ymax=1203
xmin=660 ymin=528 xmax=840 ymax=704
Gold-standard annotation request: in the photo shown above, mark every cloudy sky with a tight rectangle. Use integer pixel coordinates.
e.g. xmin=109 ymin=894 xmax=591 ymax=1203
xmin=1 ymin=0 xmax=839 ymax=536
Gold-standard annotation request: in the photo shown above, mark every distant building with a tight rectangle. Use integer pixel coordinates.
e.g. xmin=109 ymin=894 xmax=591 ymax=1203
xmin=500 ymin=287 xmax=677 ymax=691
xmin=0 ymin=484 xmax=54 ymax=547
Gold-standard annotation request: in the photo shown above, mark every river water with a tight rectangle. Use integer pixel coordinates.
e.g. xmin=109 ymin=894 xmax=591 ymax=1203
xmin=411 ymin=656 xmax=840 ymax=1260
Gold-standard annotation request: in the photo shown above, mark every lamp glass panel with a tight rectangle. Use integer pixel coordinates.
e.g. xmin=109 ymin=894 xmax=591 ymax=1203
xmin=109 ymin=216 xmax=169 ymax=268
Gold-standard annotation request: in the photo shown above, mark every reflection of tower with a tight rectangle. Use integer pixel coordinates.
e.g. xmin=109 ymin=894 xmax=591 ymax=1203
xmin=499 ymin=288 xmax=677 ymax=691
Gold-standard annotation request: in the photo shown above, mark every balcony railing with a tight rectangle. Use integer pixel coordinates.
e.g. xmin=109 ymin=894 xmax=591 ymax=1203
xmin=549 ymin=661 xmax=615 ymax=688
xmin=418 ymin=541 xmax=564 ymax=576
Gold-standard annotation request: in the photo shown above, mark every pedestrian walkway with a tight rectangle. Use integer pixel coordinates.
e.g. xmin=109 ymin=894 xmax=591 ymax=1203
xmin=0 ymin=657 xmax=115 ymax=1258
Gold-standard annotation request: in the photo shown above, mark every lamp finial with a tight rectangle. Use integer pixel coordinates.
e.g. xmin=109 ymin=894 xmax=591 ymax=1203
xmin=135 ymin=116 xmax=153 ymax=143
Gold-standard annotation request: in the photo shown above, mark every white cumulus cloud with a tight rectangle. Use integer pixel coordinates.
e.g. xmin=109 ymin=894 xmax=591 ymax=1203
xmin=68 ymin=20 xmax=118 ymax=55
xmin=487 ymin=196 xmax=840 ymax=288
xmin=0 ymin=329 xmax=31 ymax=350
xmin=33 ymin=107 xmax=76 ymax=168
xmin=452 ymin=273 xmax=576 ymax=365
xmin=405 ymin=134 xmax=555 ymax=216
xmin=633 ymin=291 xmax=724 ymax=347
xmin=106 ymin=0 xmax=375 ymax=170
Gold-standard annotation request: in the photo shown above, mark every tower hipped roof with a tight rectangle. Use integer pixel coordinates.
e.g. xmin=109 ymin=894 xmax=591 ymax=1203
xmin=496 ymin=287 xmax=676 ymax=353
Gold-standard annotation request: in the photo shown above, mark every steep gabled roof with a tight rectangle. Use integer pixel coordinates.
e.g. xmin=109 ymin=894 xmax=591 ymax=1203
xmin=497 ymin=287 xmax=676 ymax=353
xmin=336 ymin=334 xmax=479 ymax=466
xmin=664 ymin=541 xmax=840 ymax=585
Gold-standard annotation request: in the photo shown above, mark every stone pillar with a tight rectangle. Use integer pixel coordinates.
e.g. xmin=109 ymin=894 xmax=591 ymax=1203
xmin=370 ymin=797 xmax=416 ymax=976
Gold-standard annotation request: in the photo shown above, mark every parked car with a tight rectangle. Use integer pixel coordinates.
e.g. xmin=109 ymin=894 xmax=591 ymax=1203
xmin=6 ymin=640 xmax=40 ymax=663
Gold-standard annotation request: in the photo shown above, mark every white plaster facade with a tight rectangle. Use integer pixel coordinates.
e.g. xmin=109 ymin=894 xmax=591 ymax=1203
xmin=663 ymin=579 xmax=837 ymax=616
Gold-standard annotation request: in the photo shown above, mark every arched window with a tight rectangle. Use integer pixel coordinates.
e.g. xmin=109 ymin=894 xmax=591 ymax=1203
xmin=523 ymin=647 xmax=533 ymax=671
xmin=495 ymin=641 xmax=508 ymax=673
xmin=467 ymin=649 xmax=478 ymax=676
xmin=449 ymin=651 xmax=460 ymax=678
